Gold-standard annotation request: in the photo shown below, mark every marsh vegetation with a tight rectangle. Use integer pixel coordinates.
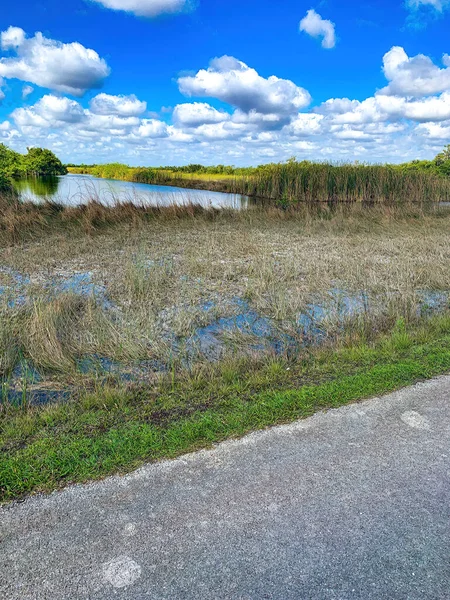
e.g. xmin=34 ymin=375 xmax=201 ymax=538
xmin=2 ymin=144 xmax=450 ymax=500
xmin=70 ymin=159 xmax=450 ymax=204
xmin=1 ymin=197 xmax=450 ymax=500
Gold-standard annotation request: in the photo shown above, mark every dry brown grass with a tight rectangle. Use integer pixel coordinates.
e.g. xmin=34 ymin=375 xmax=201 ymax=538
xmin=0 ymin=195 xmax=222 ymax=244
xmin=1 ymin=202 xmax=449 ymax=383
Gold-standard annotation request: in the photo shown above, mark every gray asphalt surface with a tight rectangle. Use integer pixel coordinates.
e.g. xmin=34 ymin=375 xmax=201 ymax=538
xmin=1 ymin=376 xmax=449 ymax=599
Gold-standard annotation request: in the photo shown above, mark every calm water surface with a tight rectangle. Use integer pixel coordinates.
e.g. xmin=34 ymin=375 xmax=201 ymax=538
xmin=15 ymin=174 xmax=250 ymax=209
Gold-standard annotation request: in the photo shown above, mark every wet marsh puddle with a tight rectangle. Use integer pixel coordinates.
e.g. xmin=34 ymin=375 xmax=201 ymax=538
xmin=1 ymin=268 xmax=449 ymax=405
xmin=0 ymin=267 xmax=111 ymax=308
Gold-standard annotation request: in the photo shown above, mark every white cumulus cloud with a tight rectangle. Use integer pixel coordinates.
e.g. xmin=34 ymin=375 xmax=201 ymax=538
xmin=89 ymin=93 xmax=147 ymax=116
xmin=91 ymin=0 xmax=189 ymax=17
xmin=0 ymin=26 xmax=110 ymax=96
xmin=288 ymin=113 xmax=324 ymax=137
xmin=173 ymin=102 xmax=230 ymax=126
xmin=12 ymin=95 xmax=85 ymax=127
xmin=377 ymin=92 xmax=450 ymax=122
xmin=322 ymin=97 xmax=387 ymax=125
xmin=416 ymin=121 xmax=450 ymax=138
xmin=11 ymin=93 xmax=169 ymax=142
xmin=316 ymin=93 xmax=450 ymax=125
xmin=190 ymin=121 xmax=246 ymax=141
xmin=380 ymin=46 xmax=450 ymax=97
xmin=178 ymin=56 xmax=311 ymax=117
xmin=299 ymin=9 xmax=336 ymax=49
xmin=136 ymin=118 xmax=168 ymax=138
xmin=22 ymin=84 xmax=34 ymax=99
xmin=1 ymin=26 xmax=26 ymax=49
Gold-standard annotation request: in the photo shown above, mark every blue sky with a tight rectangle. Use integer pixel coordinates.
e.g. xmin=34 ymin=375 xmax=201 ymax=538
xmin=1 ymin=0 xmax=450 ymax=165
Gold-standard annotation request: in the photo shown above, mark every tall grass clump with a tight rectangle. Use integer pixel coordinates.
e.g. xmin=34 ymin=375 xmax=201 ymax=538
xmin=234 ymin=161 xmax=450 ymax=204
xmin=0 ymin=197 xmax=218 ymax=244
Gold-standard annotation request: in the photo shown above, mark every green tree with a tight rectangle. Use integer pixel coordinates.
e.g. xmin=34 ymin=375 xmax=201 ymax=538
xmin=23 ymin=147 xmax=67 ymax=177
xmin=0 ymin=144 xmax=25 ymax=177
xmin=435 ymin=144 xmax=450 ymax=165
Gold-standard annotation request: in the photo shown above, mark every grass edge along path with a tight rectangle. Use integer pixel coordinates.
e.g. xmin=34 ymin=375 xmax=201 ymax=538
xmin=2 ymin=316 xmax=450 ymax=503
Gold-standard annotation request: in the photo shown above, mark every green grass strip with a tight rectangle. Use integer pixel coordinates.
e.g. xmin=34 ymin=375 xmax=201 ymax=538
xmin=1 ymin=324 xmax=450 ymax=502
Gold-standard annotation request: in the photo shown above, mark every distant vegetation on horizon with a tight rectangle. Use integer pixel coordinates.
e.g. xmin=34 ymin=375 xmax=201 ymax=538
xmin=3 ymin=141 xmax=450 ymax=204
xmin=66 ymin=144 xmax=450 ymax=178
xmin=67 ymin=147 xmax=450 ymax=204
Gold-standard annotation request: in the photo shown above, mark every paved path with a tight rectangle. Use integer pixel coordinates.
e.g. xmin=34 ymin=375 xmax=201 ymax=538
xmin=1 ymin=377 xmax=449 ymax=599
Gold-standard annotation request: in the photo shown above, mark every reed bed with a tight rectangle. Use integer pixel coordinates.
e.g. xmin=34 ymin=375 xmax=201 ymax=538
xmin=68 ymin=161 xmax=450 ymax=204
xmin=236 ymin=162 xmax=450 ymax=203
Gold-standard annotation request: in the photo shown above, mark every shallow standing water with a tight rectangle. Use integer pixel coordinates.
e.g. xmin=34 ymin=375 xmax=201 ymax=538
xmin=2 ymin=264 xmax=449 ymax=406
xmin=14 ymin=174 xmax=250 ymax=209
xmin=4 ymin=179 xmax=450 ymax=405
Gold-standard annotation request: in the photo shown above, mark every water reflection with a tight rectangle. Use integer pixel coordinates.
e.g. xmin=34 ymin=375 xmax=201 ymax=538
xmin=14 ymin=174 xmax=250 ymax=209
xmin=14 ymin=176 xmax=60 ymax=197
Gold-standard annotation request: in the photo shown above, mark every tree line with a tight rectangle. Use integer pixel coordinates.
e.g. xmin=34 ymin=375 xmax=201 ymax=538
xmin=0 ymin=144 xmax=67 ymax=196
xmin=0 ymin=144 xmax=67 ymax=178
